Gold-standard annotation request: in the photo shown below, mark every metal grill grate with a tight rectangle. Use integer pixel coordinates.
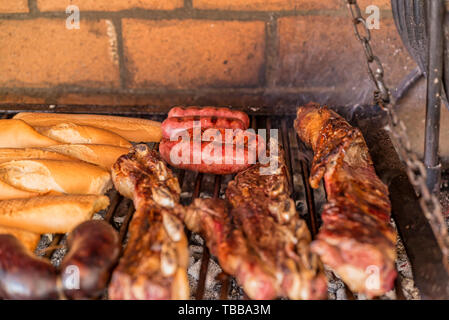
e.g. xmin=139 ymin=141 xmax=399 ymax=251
xmin=0 ymin=110 xmax=414 ymax=300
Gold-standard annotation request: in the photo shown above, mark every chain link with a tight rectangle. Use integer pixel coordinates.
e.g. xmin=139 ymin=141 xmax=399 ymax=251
xmin=346 ymin=0 xmax=449 ymax=265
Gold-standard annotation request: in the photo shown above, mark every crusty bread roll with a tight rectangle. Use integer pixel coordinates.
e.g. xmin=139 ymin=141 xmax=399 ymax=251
xmin=46 ymin=144 xmax=129 ymax=170
xmin=0 ymin=225 xmax=41 ymax=252
xmin=0 ymin=160 xmax=112 ymax=195
xmin=0 ymin=119 xmax=59 ymax=148
xmin=14 ymin=112 xmax=162 ymax=142
xmin=0 ymin=180 xmax=39 ymax=200
xmin=0 ymin=195 xmax=109 ymax=234
xmin=35 ymin=123 xmax=132 ymax=147
xmin=0 ymin=147 xmax=74 ymax=164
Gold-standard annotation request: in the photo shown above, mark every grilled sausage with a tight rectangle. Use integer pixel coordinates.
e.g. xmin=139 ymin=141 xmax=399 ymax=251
xmin=159 ymin=129 xmax=265 ymax=174
xmin=162 ymin=116 xmax=246 ymax=139
xmin=60 ymin=220 xmax=120 ymax=299
xmin=167 ymin=106 xmax=250 ymax=129
xmin=0 ymin=234 xmax=60 ymax=299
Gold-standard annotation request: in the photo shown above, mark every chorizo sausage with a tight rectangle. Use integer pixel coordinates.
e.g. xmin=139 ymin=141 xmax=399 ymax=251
xmin=159 ymin=129 xmax=265 ymax=174
xmin=162 ymin=116 xmax=246 ymax=139
xmin=167 ymin=106 xmax=250 ymax=129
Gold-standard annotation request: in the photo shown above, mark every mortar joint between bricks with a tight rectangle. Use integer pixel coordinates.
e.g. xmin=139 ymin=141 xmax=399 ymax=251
xmin=265 ymin=15 xmax=279 ymax=88
xmin=27 ymin=0 xmax=38 ymax=14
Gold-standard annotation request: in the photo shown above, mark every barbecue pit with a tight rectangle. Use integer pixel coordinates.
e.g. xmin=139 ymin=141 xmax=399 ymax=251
xmin=0 ymin=106 xmax=443 ymax=300
xmin=1 ymin=0 xmax=449 ymax=300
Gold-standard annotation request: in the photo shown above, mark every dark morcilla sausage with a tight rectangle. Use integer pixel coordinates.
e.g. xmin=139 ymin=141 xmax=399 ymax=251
xmin=60 ymin=220 xmax=120 ymax=300
xmin=0 ymin=234 xmax=60 ymax=299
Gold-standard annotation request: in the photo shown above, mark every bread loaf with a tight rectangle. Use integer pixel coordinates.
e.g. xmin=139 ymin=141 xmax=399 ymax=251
xmin=46 ymin=144 xmax=129 ymax=170
xmin=0 ymin=147 xmax=74 ymax=164
xmin=14 ymin=113 xmax=162 ymax=142
xmin=35 ymin=123 xmax=132 ymax=147
xmin=0 ymin=225 xmax=41 ymax=252
xmin=0 ymin=160 xmax=112 ymax=195
xmin=0 ymin=119 xmax=58 ymax=148
xmin=0 ymin=195 xmax=109 ymax=233
xmin=0 ymin=180 xmax=39 ymax=200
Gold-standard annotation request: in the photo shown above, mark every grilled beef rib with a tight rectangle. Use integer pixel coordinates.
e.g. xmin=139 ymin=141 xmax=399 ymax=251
xmin=108 ymin=144 xmax=189 ymax=300
xmin=294 ymin=103 xmax=397 ymax=297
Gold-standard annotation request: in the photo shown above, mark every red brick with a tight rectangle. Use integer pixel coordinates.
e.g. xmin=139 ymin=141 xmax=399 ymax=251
xmin=122 ymin=19 xmax=266 ymax=89
xmin=37 ymin=0 xmax=183 ymax=11
xmin=0 ymin=19 xmax=120 ymax=88
xmin=0 ymin=0 xmax=28 ymax=13
xmin=193 ymin=0 xmax=341 ymax=11
xmin=357 ymin=0 xmax=391 ymax=10
xmin=276 ymin=16 xmax=416 ymax=105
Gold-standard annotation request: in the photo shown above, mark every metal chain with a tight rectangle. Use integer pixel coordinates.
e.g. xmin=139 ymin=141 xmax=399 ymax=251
xmin=346 ymin=0 xmax=449 ymax=265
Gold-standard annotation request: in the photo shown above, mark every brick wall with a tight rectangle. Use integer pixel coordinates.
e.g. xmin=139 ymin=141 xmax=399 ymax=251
xmin=0 ymin=0 xmax=416 ymax=113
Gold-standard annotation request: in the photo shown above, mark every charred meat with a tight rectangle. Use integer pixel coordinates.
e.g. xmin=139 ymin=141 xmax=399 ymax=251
xmin=108 ymin=144 xmax=189 ymax=300
xmin=294 ymin=103 xmax=396 ymax=297
xmin=224 ymin=151 xmax=327 ymax=299
xmin=185 ymin=198 xmax=281 ymax=299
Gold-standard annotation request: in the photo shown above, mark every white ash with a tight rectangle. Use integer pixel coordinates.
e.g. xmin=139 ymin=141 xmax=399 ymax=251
xmin=181 ymin=191 xmax=192 ymax=199
xmin=180 ymin=192 xmax=193 ymax=206
xmin=190 ymin=245 xmax=203 ymax=259
xmin=113 ymin=215 xmax=126 ymax=224
xmin=187 ymin=240 xmax=223 ymax=300
xmin=325 ymin=268 xmax=347 ymax=300
xmin=395 ymin=234 xmax=421 ymax=299
xmin=335 ymin=287 xmax=348 ymax=300
xmin=199 ymin=191 xmax=212 ymax=199
xmin=190 ymin=233 xmax=204 ymax=246
xmin=92 ymin=213 xmax=104 ymax=220
xmin=188 ymin=258 xmax=222 ymax=300
xmin=35 ymin=234 xmax=53 ymax=257
xmin=50 ymin=236 xmax=68 ymax=268
xmin=228 ymin=278 xmax=244 ymax=300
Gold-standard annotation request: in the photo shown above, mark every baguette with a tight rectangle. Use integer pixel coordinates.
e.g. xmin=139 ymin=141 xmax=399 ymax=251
xmin=46 ymin=144 xmax=129 ymax=170
xmin=0 ymin=180 xmax=39 ymax=200
xmin=0 ymin=119 xmax=58 ymax=148
xmin=0 ymin=160 xmax=112 ymax=195
xmin=14 ymin=113 xmax=162 ymax=142
xmin=0 ymin=225 xmax=41 ymax=252
xmin=35 ymin=123 xmax=132 ymax=147
xmin=0 ymin=195 xmax=109 ymax=234
xmin=0 ymin=147 xmax=74 ymax=164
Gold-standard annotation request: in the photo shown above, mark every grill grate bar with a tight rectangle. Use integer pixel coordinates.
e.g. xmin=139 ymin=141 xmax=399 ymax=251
xmin=104 ymin=191 xmax=121 ymax=223
xmin=394 ymin=276 xmax=406 ymax=300
xmin=195 ymin=244 xmax=211 ymax=299
xmin=344 ymin=285 xmax=356 ymax=300
xmin=218 ymin=272 xmax=230 ymax=299
xmin=43 ymin=234 xmax=64 ymax=259
xmin=117 ymin=202 xmax=135 ymax=244
xmin=192 ymin=172 xmax=207 ymax=299
xmin=299 ymin=154 xmax=319 ymax=237
xmin=281 ymin=119 xmax=295 ymax=191
xmin=193 ymin=173 xmax=203 ymax=199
